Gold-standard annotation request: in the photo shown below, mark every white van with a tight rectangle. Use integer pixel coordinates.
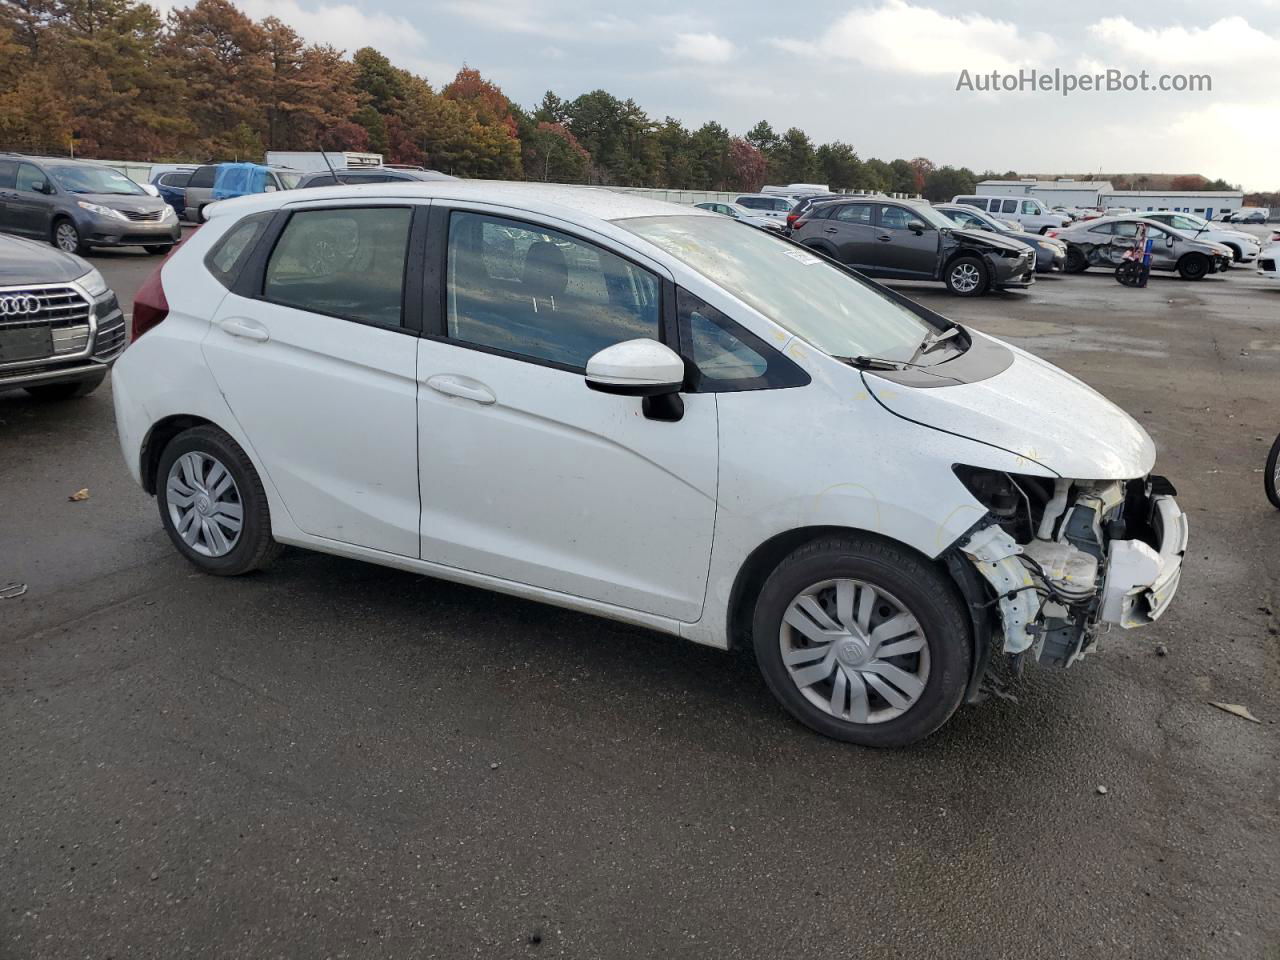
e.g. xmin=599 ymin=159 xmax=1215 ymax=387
xmin=953 ymin=195 xmax=1070 ymax=234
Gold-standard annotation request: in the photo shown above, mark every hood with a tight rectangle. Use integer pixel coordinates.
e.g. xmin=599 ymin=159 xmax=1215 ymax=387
xmin=947 ymin=227 xmax=1030 ymax=254
xmin=864 ymin=332 xmax=1155 ymax=480
xmin=0 ymin=234 xmax=90 ymax=285
xmin=76 ymin=192 xmax=167 ymax=214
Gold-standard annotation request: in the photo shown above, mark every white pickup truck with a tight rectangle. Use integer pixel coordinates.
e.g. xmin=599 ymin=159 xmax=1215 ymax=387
xmin=952 ymin=195 xmax=1071 ymax=234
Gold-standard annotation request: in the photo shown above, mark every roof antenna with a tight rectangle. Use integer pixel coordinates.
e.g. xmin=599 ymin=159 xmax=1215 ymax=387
xmin=318 ymin=140 xmax=340 ymax=182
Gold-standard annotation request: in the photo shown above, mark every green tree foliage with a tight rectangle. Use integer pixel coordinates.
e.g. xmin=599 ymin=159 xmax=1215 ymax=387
xmin=922 ymin=166 xmax=977 ymax=202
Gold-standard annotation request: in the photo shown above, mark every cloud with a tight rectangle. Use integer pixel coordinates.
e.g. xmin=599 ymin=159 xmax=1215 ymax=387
xmin=774 ymin=0 xmax=1056 ymax=75
xmin=1088 ymin=15 xmax=1280 ymax=66
xmin=668 ymin=32 xmax=735 ymax=64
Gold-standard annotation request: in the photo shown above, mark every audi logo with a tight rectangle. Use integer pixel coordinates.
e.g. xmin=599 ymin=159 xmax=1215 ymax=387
xmin=0 ymin=295 xmax=41 ymax=317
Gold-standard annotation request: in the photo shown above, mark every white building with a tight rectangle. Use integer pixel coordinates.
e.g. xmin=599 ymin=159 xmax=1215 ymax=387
xmin=975 ymin=178 xmax=1244 ymax=220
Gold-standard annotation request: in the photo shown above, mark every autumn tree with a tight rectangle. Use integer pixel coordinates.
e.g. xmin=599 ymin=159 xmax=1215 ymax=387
xmin=523 ymin=121 xmax=590 ymax=182
xmin=728 ymin=138 xmax=765 ymax=192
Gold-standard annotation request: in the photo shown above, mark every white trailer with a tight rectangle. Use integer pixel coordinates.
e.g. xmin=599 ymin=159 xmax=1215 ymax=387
xmin=264 ymin=151 xmax=383 ymax=172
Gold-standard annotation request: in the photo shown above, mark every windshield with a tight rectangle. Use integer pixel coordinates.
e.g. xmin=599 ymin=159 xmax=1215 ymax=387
xmin=50 ymin=165 xmax=146 ymax=196
xmin=618 ymin=215 xmax=933 ymax=363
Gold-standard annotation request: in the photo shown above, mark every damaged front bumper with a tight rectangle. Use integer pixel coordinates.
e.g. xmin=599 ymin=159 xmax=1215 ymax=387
xmin=956 ymin=475 xmax=1187 ymax=669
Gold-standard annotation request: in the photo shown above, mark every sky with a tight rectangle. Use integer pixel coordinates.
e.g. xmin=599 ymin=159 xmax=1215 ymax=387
xmin=167 ymin=0 xmax=1280 ymax=190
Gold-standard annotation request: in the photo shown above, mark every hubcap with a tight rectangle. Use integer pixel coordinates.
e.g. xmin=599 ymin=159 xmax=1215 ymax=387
xmin=779 ymin=579 xmax=929 ymax=725
xmin=56 ymin=224 xmax=78 ymax=252
xmin=951 ymin=263 xmax=980 ymax=292
xmin=165 ymin=452 xmax=243 ymax=557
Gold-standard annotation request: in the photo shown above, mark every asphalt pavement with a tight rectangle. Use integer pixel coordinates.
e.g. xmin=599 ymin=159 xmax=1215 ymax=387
xmin=2 ymin=238 xmax=1278 ymax=959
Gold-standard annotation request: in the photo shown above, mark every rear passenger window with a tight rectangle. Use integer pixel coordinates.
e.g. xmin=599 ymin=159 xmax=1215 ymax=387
xmin=263 ymin=207 xmax=412 ymax=327
xmin=445 ymin=211 xmax=660 ymax=370
xmin=204 ymin=212 xmax=271 ymax=289
xmin=1000 ymin=199 xmax=1018 ymax=214
xmin=834 ymin=204 xmax=872 ymax=224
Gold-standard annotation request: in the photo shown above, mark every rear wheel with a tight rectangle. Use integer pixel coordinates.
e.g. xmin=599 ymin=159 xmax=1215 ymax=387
xmin=24 ymin=372 xmax=105 ymax=400
xmin=52 ymin=218 xmax=87 ymax=255
xmin=1177 ymin=253 xmax=1210 ymax=281
xmin=1064 ymin=246 xmax=1089 ymax=273
xmin=144 ymin=244 xmax=171 ymax=255
xmin=1265 ymin=434 xmax=1280 ymax=509
xmin=156 ymin=425 xmax=281 ymax=576
xmin=751 ymin=536 xmax=971 ymax=747
xmin=944 ymin=256 xmax=988 ymax=296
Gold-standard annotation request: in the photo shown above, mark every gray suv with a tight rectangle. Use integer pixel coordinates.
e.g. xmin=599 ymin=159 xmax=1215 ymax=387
xmin=0 ymin=232 xmax=125 ymax=398
xmin=0 ymin=155 xmax=180 ymax=256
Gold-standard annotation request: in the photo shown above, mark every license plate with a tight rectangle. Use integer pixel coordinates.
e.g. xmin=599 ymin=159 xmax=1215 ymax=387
xmin=0 ymin=326 xmax=53 ymax=363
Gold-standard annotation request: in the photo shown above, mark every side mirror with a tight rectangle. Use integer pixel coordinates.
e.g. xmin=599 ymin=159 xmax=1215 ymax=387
xmin=585 ymin=339 xmax=684 ymax=396
xmin=263 ymin=184 xmax=278 ymax=193
xmin=1166 ymin=235 xmax=1176 ymax=247
xmin=32 ymin=180 xmax=50 ymax=194
xmin=906 ymin=219 xmax=928 ymax=234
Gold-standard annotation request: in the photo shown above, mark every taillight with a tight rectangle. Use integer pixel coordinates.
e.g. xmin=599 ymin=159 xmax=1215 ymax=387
xmin=1045 ymin=229 xmax=1059 ymax=238
xmin=130 ymin=228 xmax=195 ymax=341
xmin=786 ymin=212 xmax=800 ymax=227
xmin=793 ymin=218 xmax=809 ymax=230
xmin=131 ymin=263 xmax=169 ymax=340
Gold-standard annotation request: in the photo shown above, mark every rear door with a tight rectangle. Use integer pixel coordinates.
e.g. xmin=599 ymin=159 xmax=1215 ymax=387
xmin=413 ymin=206 xmax=718 ymax=621
xmin=202 ymin=201 xmax=423 ymax=556
xmin=873 ymin=204 xmax=938 ymax=278
xmin=826 ymin=202 xmax=876 ymax=268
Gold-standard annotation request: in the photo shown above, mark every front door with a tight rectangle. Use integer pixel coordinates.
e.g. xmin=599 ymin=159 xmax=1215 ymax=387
xmin=415 ymin=208 xmax=718 ymax=622
xmin=202 ymin=203 xmax=422 ymax=556
xmin=873 ymin=204 xmax=939 ymax=278
xmin=9 ymin=163 xmax=52 ymax=239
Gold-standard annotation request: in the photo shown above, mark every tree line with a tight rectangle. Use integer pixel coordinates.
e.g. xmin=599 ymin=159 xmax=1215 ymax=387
xmin=0 ymin=0 xmax=1255 ymax=202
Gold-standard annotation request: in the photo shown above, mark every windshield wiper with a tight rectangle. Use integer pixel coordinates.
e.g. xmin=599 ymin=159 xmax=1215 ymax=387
xmin=834 ymin=355 xmax=917 ymax=371
xmin=910 ymin=326 xmax=961 ymax=362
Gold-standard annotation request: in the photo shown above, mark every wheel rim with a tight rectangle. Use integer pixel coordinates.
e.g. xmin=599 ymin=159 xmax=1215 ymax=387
xmin=951 ymin=263 xmax=980 ymax=292
xmin=1273 ymin=454 xmax=1280 ymax=496
xmin=55 ymin=223 xmax=78 ymax=252
xmin=165 ymin=452 xmax=243 ymax=557
xmin=778 ymin=579 xmax=930 ymax=725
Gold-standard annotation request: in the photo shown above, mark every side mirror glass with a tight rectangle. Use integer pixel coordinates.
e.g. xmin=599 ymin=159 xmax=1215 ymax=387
xmin=263 ymin=184 xmax=278 ymax=193
xmin=33 ymin=180 xmax=50 ymax=194
xmin=585 ymin=339 xmax=684 ymax=397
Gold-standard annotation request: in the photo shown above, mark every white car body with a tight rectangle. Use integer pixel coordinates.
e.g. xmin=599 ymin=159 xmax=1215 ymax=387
xmin=112 ymin=182 xmax=1187 ymax=744
xmin=1141 ymin=211 xmax=1261 ymax=263
xmin=732 ymin=193 xmax=796 ymax=219
xmin=694 ymin=200 xmax=784 ymax=230
xmin=950 ymin=195 xmax=1070 ymax=234
xmin=1258 ymin=244 xmax=1279 ymax=281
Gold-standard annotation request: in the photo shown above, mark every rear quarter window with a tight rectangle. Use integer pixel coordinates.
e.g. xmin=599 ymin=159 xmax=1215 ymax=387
xmin=204 ymin=213 xmax=272 ymax=289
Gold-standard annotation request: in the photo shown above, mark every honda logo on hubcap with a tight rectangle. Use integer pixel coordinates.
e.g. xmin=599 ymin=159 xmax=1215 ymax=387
xmin=0 ymin=295 xmax=40 ymax=317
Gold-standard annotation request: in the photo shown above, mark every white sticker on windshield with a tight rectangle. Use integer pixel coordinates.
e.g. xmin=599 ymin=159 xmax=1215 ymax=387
xmin=782 ymin=248 xmax=823 ymax=266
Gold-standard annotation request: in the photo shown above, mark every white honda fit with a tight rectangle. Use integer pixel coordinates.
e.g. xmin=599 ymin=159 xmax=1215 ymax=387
xmin=113 ymin=182 xmax=1187 ymax=746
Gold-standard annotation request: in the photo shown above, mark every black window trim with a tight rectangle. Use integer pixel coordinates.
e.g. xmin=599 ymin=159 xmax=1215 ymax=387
xmin=204 ymin=209 xmax=275 ymax=291
xmin=674 ymin=286 xmax=810 ymax=394
xmin=239 ymin=202 xmax=423 ymax=336
xmin=424 ymin=204 xmax=675 ymax=376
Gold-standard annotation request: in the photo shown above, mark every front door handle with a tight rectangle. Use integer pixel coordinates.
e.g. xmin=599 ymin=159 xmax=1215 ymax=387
xmin=877 ymin=234 xmax=892 ymax=242
xmin=220 ymin=318 xmax=270 ymax=342
xmin=426 ymin=374 xmax=495 ymax=405
xmin=823 ymin=227 xmax=838 ymax=234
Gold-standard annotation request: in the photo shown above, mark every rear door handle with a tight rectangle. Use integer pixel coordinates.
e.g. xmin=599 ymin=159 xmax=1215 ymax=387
xmin=426 ymin=374 xmax=495 ymax=405
xmin=877 ymin=234 xmax=892 ymax=242
xmin=823 ymin=227 xmax=838 ymax=234
xmin=219 ymin=318 xmax=270 ymax=342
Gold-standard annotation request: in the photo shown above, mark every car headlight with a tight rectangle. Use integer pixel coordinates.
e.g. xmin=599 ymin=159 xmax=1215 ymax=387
xmin=161 ymin=205 xmax=177 ymax=222
xmin=76 ymin=267 xmax=110 ymax=298
xmin=76 ymin=200 xmax=128 ymax=221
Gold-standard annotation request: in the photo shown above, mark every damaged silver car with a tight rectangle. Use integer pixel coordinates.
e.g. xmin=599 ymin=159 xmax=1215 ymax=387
xmin=1055 ymin=215 xmax=1232 ymax=280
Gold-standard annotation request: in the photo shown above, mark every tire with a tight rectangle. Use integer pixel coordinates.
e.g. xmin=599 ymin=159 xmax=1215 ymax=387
xmin=52 ymin=218 xmax=87 ymax=256
xmin=944 ymin=255 xmax=988 ymax=296
xmin=1064 ymin=246 xmax=1089 ymax=273
xmin=24 ymin=371 xmax=106 ymax=400
xmin=751 ymin=535 xmax=972 ymax=747
xmin=1177 ymin=253 xmax=1210 ymax=281
xmin=144 ymin=245 xmax=171 ymax=255
xmin=1224 ymin=244 xmax=1241 ymax=264
xmin=195 ymin=205 xmax=208 ymax=224
xmin=155 ymin=425 xmax=281 ymax=576
xmin=1265 ymin=434 xmax=1280 ymax=509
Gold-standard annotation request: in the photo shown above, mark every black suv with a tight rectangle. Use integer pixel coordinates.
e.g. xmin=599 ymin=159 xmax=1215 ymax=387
xmin=0 ymin=233 xmax=125 ymax=398
xmin=293 ymin=168 xmax=457 ymax=188
xmin=790 ymin=197 xmax=1036 ymax=296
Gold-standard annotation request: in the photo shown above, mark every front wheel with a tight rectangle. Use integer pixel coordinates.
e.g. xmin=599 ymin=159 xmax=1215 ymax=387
xmin=1064 ymin=246 xmax=1089 ymax=273
xmin=1178 ymin=253 xmax=1210 ymax=281
xmin=156 ymin=425 xmax=281 ymax=576
xmin=144 ymin=244 xmax=171 ymax=255
xmin=944 ymin=256 xmax=988 ymax=296
xmin=52 ymin=219 xmax=87 ymax=256
xmin=751 ymin=536 xmax=971 ymax=747
xmin=1265 ymin=434 xmax=1280 ymax=509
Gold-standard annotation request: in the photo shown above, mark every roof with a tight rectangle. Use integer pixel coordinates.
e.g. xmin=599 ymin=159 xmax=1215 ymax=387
xmin=978 ymin=179 xmax=1113 ymax=191
xmin=205 ymin=180 xmax=715 ymax=225
xmin=1101 ymin=189 xmax=1243 ymax=197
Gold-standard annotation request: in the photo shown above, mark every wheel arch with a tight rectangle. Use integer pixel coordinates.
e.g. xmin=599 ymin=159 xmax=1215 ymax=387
xmin=140 ymin=414 xmax=217 ymax=494
xmin=799 ymin=238 xmax=837 ymax=257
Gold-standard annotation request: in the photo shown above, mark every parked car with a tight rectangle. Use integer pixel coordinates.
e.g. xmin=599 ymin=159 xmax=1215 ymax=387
xmin=1257 ymin=243 xmax=1279 ymax=283
xmin=1054 ymin=216 xmax=1232 ymax=279
xmin=150 ymin=167 xmax=196 ymax=220
xmin=694 ymin=200 xmax=784 ymax=230
xmin=112 ymin=182 xmax=1187 ymax=747
xmin=783 ymin=194 xmax=844 ymax=231
xmin=1230 ymin=210 xmax=1268 ymax=224
xmin=294 ymin=168 xmax=457 ymax=188
xmin=732 ymin=194 xmax=796 ymax=219
xmin=951 ymin=195 xmax=1070 ymax=234
xmin=935 ymin=202 xmax=1067 ymax=273
xmin=1138 ymin=211 xmax=1261 ymax=264
xmin=791 ymin=196 xmax=1036 ymax=295
xmin=0 ymin=155 xmax=180 ymax=255
xmin=184 ymin=163 xmax=303 ymax=223
xmin=0 ymin=232 xmax=125 ymax=398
